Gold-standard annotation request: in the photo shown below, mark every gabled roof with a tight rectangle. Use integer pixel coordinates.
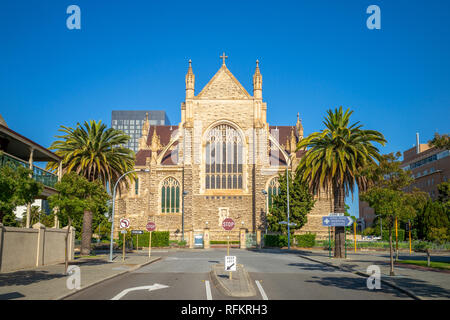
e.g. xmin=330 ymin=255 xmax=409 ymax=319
xmin=196 ymin=65 xmax=252 ymax=100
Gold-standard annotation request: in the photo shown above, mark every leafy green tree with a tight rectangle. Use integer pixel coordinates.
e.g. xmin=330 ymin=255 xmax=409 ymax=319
xmin=48 ymin=172 xmax=110 ymax=271
xmin=429 ymin=132 xmax=450 ymax=150
xmin=21 ymin=206 xmax=55 ymax=228
xmin=360 ymin=152 xmax=429 ymax=273
xmin=0 ymin=165 xmax=42 ymax=226
xmin=359 ymin=152 xmax=414 ymax=191
xmin=267 ymin=172 xmax=315 ymax=235
xmin=46 ymin=120 xmax=134 ymax=255
xmin=296 ymin=106 xmax=386 ymax=258
xmin=360 ymin=187 xmax=417 ymax=275
xmin=415 ymin=199 xmax=449 ymax=241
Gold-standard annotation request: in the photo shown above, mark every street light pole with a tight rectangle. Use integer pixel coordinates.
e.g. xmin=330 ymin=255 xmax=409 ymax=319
xmin=109 ymin=168 xmax=149 ymax=262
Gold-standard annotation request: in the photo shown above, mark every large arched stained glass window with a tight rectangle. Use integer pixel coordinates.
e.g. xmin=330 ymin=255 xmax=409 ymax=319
xmin=161 ymin=177 xmax=180 ymax=213
xmin=268 ymin=177 xmax=280 ymax=208
xmin=205 ymin=124 xmax=243 ymax=189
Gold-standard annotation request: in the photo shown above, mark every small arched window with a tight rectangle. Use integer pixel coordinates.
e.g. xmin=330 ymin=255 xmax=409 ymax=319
xmin=205 ymin=124 xmax=243 ymax=189
xmin=267 ymin=177 xmax=280 ymax=208
xmin=161 ymin=177 xmax=180 ymax=213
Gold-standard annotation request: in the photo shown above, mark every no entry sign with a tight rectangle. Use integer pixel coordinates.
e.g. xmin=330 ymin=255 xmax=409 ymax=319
xmin=146 ymin=222 xmax=156 ymax=232
xmin=119 ymin=218 xmax=130 ymax=229
xmin=222 ymin=218 xmax=235 ymax=231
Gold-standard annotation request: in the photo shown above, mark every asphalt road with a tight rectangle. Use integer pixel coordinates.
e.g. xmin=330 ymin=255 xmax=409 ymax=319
xmin=66 ymin=249 xmax=411 ymax=300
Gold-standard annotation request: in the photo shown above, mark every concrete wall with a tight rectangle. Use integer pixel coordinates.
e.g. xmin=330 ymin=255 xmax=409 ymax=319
xmin=0 ymin=223 xmax=75 ymax=273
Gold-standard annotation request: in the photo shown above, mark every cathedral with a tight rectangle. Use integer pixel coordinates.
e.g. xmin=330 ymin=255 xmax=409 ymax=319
xmin=114 ymin=54 xmax=332 ymax=244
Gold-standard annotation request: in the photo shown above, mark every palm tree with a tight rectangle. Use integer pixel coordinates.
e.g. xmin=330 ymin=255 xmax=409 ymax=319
xmin=296 ymin=107 xmax=386 ymax=258
xmin=47 ymin=120 xmax=135 ymax=255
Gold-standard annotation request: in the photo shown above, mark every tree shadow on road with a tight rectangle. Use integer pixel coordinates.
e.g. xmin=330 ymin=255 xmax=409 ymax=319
xmin=0 ymin=270 xmax=66 ymax=287
xmin=286 ymin=262 xmax=340 ymax=273
xmin=305 ymin=275 xmax=408 ymax=299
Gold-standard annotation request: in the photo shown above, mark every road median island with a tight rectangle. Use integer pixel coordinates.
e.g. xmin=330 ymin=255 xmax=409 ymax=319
xmin=210 ymin=264 xmax=256 ymax=298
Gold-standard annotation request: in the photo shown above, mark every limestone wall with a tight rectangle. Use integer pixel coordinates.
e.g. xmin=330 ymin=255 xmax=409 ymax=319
xmin=0 ymin=223 xmax=75 ymax=273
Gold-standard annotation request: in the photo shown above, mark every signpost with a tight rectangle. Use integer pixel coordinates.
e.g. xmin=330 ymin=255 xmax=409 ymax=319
xmin=407 ymin=220 xmax=412 ymax=255
xmin=131 ymin=230 xmax=144 ymax=250
xmin=222 ymin=218 xmax=235 ymax=279
xmin=119 ymin=218 xmax=130 ymax=262
xmin=146 ymin=222 xmax=156 ymax=259
xmin=323 ymin=215 xmax=354 ymax=259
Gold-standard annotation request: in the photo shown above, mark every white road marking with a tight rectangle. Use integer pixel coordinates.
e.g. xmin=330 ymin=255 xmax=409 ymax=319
xmin=255 ymin=280 xmax=268 ymax=300
xmin=205 ymin=280 xmax=213 ymax=300
xmin=111 ymin=283 xmax=169 ymax=300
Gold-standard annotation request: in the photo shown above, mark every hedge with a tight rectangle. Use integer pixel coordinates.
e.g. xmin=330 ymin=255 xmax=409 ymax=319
xmin=118 ymin=231 xmax=170 ymax=248
xmin=294 ymin=233 xmax=316 ymax=247
xmin=210 ymin=240 xmax=240 ymax=244
xmin=264 ymin=234 xmax=289 ymax=247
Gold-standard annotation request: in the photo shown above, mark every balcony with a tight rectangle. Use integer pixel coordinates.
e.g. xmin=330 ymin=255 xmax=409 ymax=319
xmin=0 ymin=151 xmax=58 ymax=189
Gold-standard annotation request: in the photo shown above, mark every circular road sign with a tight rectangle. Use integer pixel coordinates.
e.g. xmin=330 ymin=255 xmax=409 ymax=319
xmin=119 ymin=218 xmax=130 ymax=229
xmin=222 ymin=218 xmax=235 ymax=231
xmin=146 ymin=222 xmax=156 ymax=232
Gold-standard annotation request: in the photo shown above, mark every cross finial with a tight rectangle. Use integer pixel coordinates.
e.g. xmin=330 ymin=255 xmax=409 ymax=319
xmin=220 ymin=52 xmax=228 ymax=65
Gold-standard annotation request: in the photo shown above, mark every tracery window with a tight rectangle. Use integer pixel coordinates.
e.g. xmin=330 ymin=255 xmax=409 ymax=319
xmin=205 ymin=124 xmax=243 ymax=189
xmin=267 ymin=177 xmax=280 ymax=208
xmin=161 ymin=177 xmax=180 ymax=213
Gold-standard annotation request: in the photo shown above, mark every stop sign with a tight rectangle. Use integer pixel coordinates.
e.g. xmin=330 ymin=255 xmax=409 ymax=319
xmin=222 ymin=218 xmax=235 ymax=231
xmin=146 ymin=222 xmax=156 ymax=232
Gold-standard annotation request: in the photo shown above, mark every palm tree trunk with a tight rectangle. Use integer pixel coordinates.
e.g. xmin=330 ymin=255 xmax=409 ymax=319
xmin=81 ymin=210 xmax=93 ymax=256
xmin=333 ymin=184 xmax=346 ymax=258
xmin=389 ymin=225 xmax=395 ymax=276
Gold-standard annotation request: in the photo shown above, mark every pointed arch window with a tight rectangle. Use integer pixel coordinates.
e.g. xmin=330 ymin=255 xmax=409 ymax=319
xmin=267 ymin=177 xmax=280 ymax=208
xmin=161 ymin=177 xmax=180 ymax=213
xmin=205 ymin=124 xmax=243 ymax=189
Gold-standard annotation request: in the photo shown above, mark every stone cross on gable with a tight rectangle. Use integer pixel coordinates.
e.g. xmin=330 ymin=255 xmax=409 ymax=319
xmin=220 ymin=52 xmax=228 ymax=65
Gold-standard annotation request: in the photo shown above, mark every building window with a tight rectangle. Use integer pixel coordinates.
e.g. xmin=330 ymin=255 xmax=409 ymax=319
xmin=267 ymin=177 xmax=280 ymax=208
xmin=161 ymin=177 xmax=180 ymax=213
xmin=205 ymin=124 xmax=243 ymax=189
xmin=135 ymin=178 xmax=139 ymax=195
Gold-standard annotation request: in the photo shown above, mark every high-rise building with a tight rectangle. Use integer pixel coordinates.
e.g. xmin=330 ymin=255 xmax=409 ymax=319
xmin=359 ymin=133 xmax=450 ymax=228
xmin=111 ymin=110 xmax=170 ymax=153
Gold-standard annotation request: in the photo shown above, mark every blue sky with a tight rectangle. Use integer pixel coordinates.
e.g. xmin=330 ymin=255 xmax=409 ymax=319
xmin=1 ymin=0 xmax=449 ymax=217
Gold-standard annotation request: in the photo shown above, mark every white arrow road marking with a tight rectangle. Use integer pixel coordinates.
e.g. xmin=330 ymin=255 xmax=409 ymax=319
xmin=205 ymin=281 xmax=212 ymax=300
xmin=111 ymin=283 xmax=169 ymax=300
xmin=255 ymin=280 xmax=268 ymax=300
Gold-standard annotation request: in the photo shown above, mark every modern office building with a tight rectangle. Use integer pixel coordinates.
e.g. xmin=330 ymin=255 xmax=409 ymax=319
xmin=402 ymin=136 xmax=449 ymax=199
xmin=111 ymin=110 xmax=170 ymax=153
xmin=359 ymin=133 xmax=450 ymax=228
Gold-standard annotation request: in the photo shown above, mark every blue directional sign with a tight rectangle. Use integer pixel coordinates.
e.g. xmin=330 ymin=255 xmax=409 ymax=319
xmin=322 ymin=216 xmax=354 ymax=227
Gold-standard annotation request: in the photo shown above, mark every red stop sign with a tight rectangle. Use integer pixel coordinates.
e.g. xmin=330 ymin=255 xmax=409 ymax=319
xmin=222 ymin=218 xmax=235 ymax=231
xmin=146 ymin=222 xmax=156 ymax=232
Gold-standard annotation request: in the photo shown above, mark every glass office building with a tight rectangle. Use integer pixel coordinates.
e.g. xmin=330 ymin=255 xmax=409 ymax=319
xmin=111 ymin=110 xmax=170 ymax=153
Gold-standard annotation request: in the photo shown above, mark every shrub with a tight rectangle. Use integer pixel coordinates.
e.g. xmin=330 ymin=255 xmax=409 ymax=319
xmin=210 ymin=240 xmax=240 ymax=244
xmin=118 ymin=231 xmax=170 ymax=248
xmin=264 ymin=234 xmax=289 ymax=247
xmin=294 ymin=233 xmax=316 ymax=247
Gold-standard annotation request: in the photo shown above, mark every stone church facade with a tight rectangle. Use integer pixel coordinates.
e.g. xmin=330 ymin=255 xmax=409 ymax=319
xmin=114 ymin=55 xmax=332 ymax=243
